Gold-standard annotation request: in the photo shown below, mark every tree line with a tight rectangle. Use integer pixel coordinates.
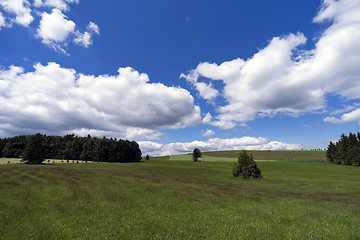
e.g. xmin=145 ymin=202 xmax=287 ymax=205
xmin=0 ymin=133 xmax=142 ymax=163
xmin=327 ymin=132 xmax=360 ymax=166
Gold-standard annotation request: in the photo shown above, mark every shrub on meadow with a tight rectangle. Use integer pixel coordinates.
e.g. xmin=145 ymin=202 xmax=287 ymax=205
xmin=233 ymin=150 xmax=262 ymax=179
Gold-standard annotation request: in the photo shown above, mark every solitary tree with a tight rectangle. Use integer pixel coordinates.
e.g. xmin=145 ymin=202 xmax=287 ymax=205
xmin=233 ymin=150 xmax=262 ymax=179
xmin=145 ymin=154 xmax=150 ymax=160
xmin=193 ymin=148 xmax=202 ymax=162
xmin=23 ymin=133 xmax=46 ymax=164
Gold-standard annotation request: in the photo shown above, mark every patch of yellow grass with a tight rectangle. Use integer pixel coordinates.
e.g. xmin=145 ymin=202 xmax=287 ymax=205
xmin=0 ymin=158 xmax=95 ymax=165
xmin=0 ymin=158 xmax=22 ymax=165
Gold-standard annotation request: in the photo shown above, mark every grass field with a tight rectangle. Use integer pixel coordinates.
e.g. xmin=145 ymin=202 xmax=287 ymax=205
xmin=0 ymin=152 xmax=359 ymax=239
xmin=169 ymin=150 xmax=326 ymax=163
xmin=202 ymin=150 xmax=327 ymax=161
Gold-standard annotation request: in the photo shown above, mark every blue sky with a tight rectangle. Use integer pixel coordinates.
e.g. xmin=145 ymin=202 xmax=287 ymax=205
xmin=1 ymin=0 xmax=360 ymax=155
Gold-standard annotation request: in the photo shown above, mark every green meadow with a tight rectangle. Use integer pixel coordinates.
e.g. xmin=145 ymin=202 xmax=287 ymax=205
xmin=0 ymin=151 xmax=359 ymax=239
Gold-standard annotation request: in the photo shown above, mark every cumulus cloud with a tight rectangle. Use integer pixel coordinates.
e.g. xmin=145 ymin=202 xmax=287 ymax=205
xmin=0 ymin=0 xmax=99 ymax=52
xmin=324 ymin=108 xmax=360 ymax=124
xmin=0 ymin=11 xmax=6 ymax=28
xmin=87 ymin=21 xmax=99 ymax=34
xmin=138 ymin=137 xmax=303 ymax=156
xmin=201 ymin=129 xmax=215 ymax=137
xmin=37 ymin=9 xmax=100 ymax=52
xmin=74 ymin=22 xmax=100 ymax=47
xmin=0 ymin=62 xmax=202 ymax=139
xmin=182 ymin=0 xmax=360 ymax=129
xmin=180 ymin=71 xmax=219 ymax=101
xmin=34 ymin=0 xmax=79 ymax=11
xmin=0 ymin=0 xmax=33 ymax=26
xmin=37 ymin=9 xmax=75 ymax=50
xmin=202 ymin=112 xmax=212 ymax=124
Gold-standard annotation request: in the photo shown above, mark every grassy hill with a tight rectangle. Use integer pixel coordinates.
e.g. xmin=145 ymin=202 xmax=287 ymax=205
xmin=1 ymin=150 xmax=359 ymax=239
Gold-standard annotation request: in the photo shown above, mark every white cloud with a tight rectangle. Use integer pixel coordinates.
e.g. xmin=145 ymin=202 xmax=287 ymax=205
xmin=201 ymin=129 xmax=215 ymax=137
xmin=180 ymin=72 xmax=219 ymax=101
xmin=70 ymin=127 xmax=164 ymax=141
xmin=0 ymin=0 xmax=99 ymax=52
xmin=74 ymin=30 xmax=91 ymax=47
xmin=314 ymin=0 xmax=360 ymax=24
xmin=202 ymin=112 xmax=212 ymax=124
xmin=37 ymin=9 xmax=75 ymax=51
xmin=193 ymin=81 xmax=219 ymax=101
xmin=34 ymin=0 xmax=78 ymax=11
xmin=0 ymin=0 xmax=33 ymax=26
xmin=37 ymin=10 xmax=100 ymax=51
xmin=182 ymin=33 xmax=323 ymax=129
xmin=0 ymin=11 xmax=6 ymax=28
xmin=0 ymin=62 xmax=202 ymax=139
xmin=87 ymin=21 xmax=99 ymax=35
xmin=330 ymin=104 xmax=357 ymax=115
xmin=182 ymin=0 xmax=360 ymax=129
xmin=137 ymin=141 xmax=164 ymax=156
xmin=74 ymin=22 xmax=100 ymax=47
xmin=138 ymin=137 xmax=303 ymax=156
xmin=324 ymin=108 xmax=360 ymax=124
xmin=34 ymin=0 xmax=67 ymax=11
xmin=33 ymin=0 xmax=42 ymax=7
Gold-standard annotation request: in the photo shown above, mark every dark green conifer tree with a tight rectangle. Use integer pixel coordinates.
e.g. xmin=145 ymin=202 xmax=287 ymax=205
xmin=327 ymin=132 xmax=360 ymax=166
xmin=233 ymin=150 xmax=262 ymax=179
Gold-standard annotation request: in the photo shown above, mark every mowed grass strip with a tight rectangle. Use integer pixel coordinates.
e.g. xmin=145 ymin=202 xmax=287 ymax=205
xmin=0 ymin=159 xmax=359 ymax=239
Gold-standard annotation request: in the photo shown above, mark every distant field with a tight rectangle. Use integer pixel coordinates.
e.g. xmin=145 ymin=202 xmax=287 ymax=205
xmin=203 ymin=150 xmax=327 ymax=161
xmin=166 ymin=150 xmax=326 ymax=162
xmin=0 ymin=150 xmax=326 ymax=164
xmin=1 ymin=153 xmax=359 ymax=239
xmin=169 ymin=154 xmax=236 ymax=162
